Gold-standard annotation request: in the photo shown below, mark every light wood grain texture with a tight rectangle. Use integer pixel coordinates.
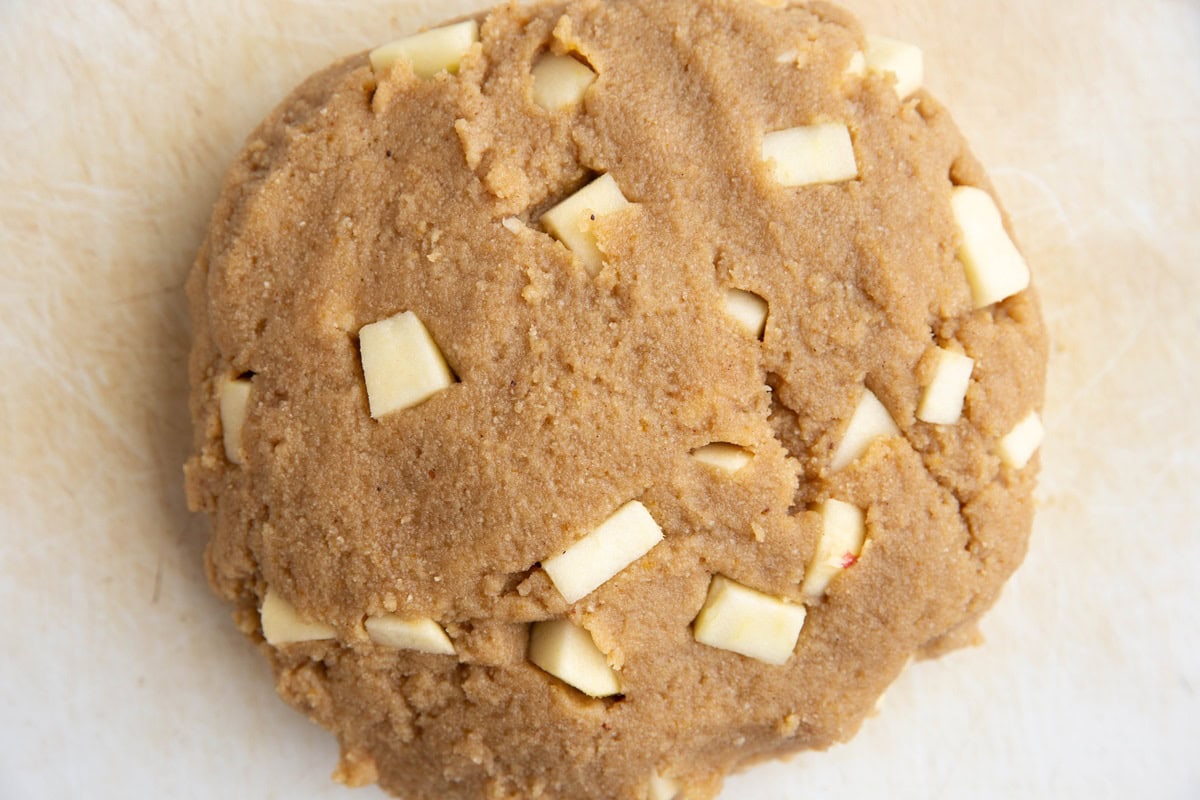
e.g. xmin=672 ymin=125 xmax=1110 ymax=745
xmin=1 ymin=1 xmax=1197 ymax=797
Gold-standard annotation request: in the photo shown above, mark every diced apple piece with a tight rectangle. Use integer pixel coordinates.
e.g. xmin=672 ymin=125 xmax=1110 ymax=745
xmin=845 ymin=50 xmax=866 ymax=78
xmin=692 ymin=442 xmax=753 ymax=473
xmin=542 ymin=500 xmax=664 ymax=604
xmin=261 ymin=588 xmax=335 ymax=645
xmin=359 ymin=311 xmax=455 ymax=419
xmin=692 ymin=575 xmax=806 ymax=666
xmin=369 ymin=20 xmax=479 ymax=79
xmin=998 ymin=410 xmax=1044 ymax=469
xmin=762 ymin=123 xmax=858 ymax=187
xmin=801 ymin=499 xmax=867 ymax=600
xmin=952 ymin=186 xmax=1031 ymax=309
xmin=365 ymin=614 xmax=455 ymax=655
xmin=532 ymin=53 xmax=596 ymax=111
xmin=724 ymin=288 xmax=769 ymax=338
xmin=528 ymin=619 xmax=622 ymax=698
xmin=865 ymin=35 xmax=924 ymax=99
xmin=916 ymin=346 xmax=975 ymax=425
xmin=540 ymin=174 xmax=631 ymax=275
xmin=830 ymin=388 xmax=900 ymax=472
xmin=219 ymin=376 xmax=252 ymax=465
xmin=647 ymin=771 xmax=681 ymax=800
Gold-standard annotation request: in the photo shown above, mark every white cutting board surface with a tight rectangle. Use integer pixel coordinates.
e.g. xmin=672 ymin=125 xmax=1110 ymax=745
xmin=1 ymin=1 xmax=1197 ymax=798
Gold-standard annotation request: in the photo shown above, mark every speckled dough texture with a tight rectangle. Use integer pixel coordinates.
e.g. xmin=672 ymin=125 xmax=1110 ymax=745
xmin=184 ymin=0 xmax=1047 ymax=797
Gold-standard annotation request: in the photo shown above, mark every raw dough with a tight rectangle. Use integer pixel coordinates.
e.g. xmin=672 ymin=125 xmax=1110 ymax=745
xmin=184 ymin=0 xmax=1047 ymax=797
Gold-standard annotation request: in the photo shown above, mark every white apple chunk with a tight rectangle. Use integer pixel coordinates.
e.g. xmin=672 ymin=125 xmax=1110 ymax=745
xmin=865 ymin=35 xmax=924 ymax=99
xmin=692 ymin=575 xmax=807 ymax=666
xmin=369 ymin=20 xmax=479 ymax=79
xmin=844 ymin=50 xmax=866 ymax=78
xmin=528 ymin=619 xmax=622 ymax=698
xmin=365 ymin=614 xmax=455 ymax=655
xmin=219 ymin=375 xmax=252 ymax=465
xmin=801 ymin=499 xmax=867 ymax=601
xmin=261 ymin=588 xmax=335 ymax=645
xmin=358 ymin=311 xmax=455 ymax=419
xmin=723 ymin=288 xmax=769 ymax=338
xmin=916 ymin=346 xmax=975 ymax=425
xmin=951 ymin=186 xmax=1031 ymax=309
xmin=830 ymin=388 xmax=900 ymax=472
xmin=761 ymin=123 xmax=858 ymax=187
xmin=998 ymin=410 xmax=1044 ymax=469
xmin=532 ymin=53 xmax=596 ymax=111
xmin=542 ymin=500 xmax=664 ymax=604
xmin=647 ymin=771 xmax=681 ymax=800
xmin=540 ymin=173 xmax=631 ymax=275
xmin=692 ymin=442 xmax=753 ymax=474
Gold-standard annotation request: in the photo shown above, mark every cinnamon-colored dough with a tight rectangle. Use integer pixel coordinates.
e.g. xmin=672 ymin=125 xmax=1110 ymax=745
xmin=184 ymin=1 xmax=1047 ymax=797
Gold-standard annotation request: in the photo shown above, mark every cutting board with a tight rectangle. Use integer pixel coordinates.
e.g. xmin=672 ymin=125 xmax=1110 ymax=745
xmin=1 ymin=0 xmax=1197 ymax=797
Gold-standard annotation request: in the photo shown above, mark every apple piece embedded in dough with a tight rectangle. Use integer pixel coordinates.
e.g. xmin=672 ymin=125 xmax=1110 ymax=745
xmin=542 ymin=500 xmax=664 ymax=604
xmin=219 ymin=375 xmax=252 ymax=465
xmin=540 ymin=173 xmax=631 ymax=275
xmin=532 ymin=53 xmax=596 ymax=111
xmin=261 ymin=588 xmax=335 ymax=645
xmin=647 ymin=771 xmax=681 ymax=800
xmin=830 ymin=388 xmax=900 ymax=472
xmin=692 ymin=575 xmax=807 ymax=666
xmin=369 ymin=20 xmax=479 ymax=79
xmin=692 ymin=442 xmax=753 ymax=474
xmin=528 ymin=619 xmax=623 ymax=698
xmin=358 ymin=310 xmax=455 ymax=419
xmin=761 ymin=123 xmax=858 ymax=187
xmin=916 ymin=346 xmax=976 ymax=425
xmin=951 ymin=186 xmax=1031 ymax=309
xmin=865 ymin=35 xmax=924 ymax=99
xmin=723 ymin=288 xmax=769 ymax=338
xmin=845 ymin=50 xmax=867 ymax=78
xmin=998 ymin=410 xmax=1044 ymax=469
xmin=801 ymin=499 xmax=867 ymax=601
xmin=365 ymin=614 xmax=455 ymax=655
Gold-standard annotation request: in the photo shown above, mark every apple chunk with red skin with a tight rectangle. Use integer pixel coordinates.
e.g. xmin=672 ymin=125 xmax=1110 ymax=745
xmin=801 ymin=499 xmax=867 ymax=601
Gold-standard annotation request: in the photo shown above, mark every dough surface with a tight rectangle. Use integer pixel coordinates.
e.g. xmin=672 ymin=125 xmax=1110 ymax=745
xmin=184 ymin=0 xmax=1047 ymax=797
